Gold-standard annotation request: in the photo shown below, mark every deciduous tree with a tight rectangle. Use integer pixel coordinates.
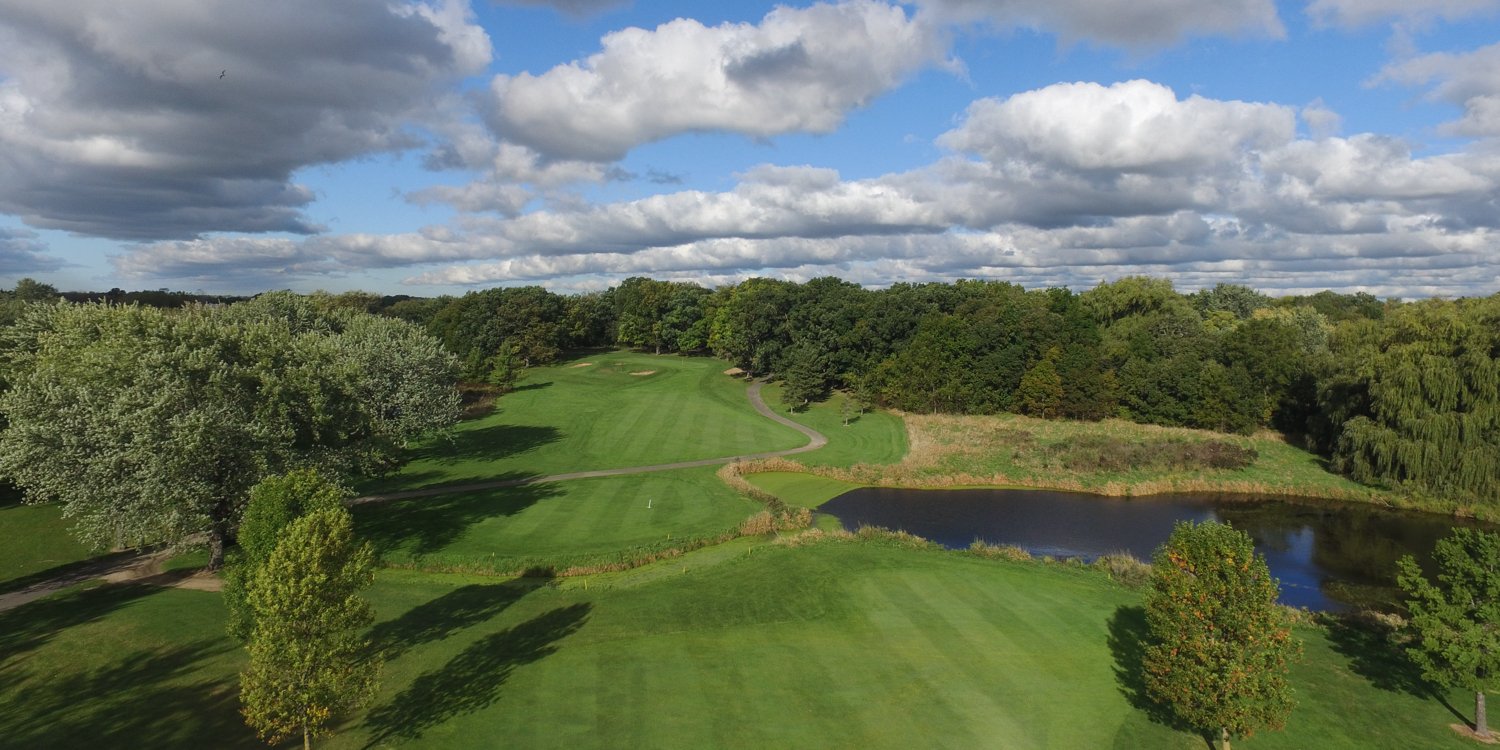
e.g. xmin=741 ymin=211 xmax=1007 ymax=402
xmin=1143 ymin=520 xmax=1300 ymax=750
xmin=1398 ymin=528 xmax=1500 ymax=740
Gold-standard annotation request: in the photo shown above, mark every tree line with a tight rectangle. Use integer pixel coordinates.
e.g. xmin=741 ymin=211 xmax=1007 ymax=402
xmin=355 ymin=275 xmax=1498 ymax=508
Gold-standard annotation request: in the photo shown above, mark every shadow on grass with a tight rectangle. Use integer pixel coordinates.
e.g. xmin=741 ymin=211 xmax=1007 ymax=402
xmin=368 ymin=580 xmax=546 ymax=660
xmin=1107 ymin=605 xmax=1206 ymax=744
xmin=414 ymin=424 xmax=562 ymax=466
xmin=362 ymin=604 xmax=591 ymax=745
xmin=351 ymin=476 xmax=564 ymax=557
xmin=511 ymin=381 xmax=553 ymax=392
xmin=0 ymin=582 xmax=161 ymax=660
xmin=0 ymin=638 xmax=257 ymax=750
xmin=0 ymin=550 xmax=137 ymax=597
xmin=1323 ymin=616 xmax=1468 ymax=724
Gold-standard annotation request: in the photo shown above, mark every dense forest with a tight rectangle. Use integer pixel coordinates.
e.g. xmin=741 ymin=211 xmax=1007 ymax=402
xmin=5 ymin=275 xmax=1497 ymax=507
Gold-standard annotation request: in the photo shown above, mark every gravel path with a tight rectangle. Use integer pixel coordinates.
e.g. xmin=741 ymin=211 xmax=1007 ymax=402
xmin=349 ymin=379 xmax=826 ymax=505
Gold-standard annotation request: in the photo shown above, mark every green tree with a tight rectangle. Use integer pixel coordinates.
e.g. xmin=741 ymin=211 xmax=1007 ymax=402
xmin=1142 ymin=520 xmax=1300 ymax=750
xmin=0 ymin=298 xmax=459 ymax=568
xmin=779 ymin=344 xmax=826 ymax=412
xmin=1016 ymin=349 xmax=1065 ymax=418
xmin=1397 ymin=528 xmax=1500 ymax=739
xmin=840 ymin=394 xmax=854 ymax=426
xmin=240 ymin=506 xmax=380 ymax=750
xmin=224 ymin=470 xmax=348 ymax=643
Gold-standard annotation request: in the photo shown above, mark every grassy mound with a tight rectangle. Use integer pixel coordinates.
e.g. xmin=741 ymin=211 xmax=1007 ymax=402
xmin=0 ymin=543 xmax=1471 ymax=749
xmin=360 ymin=351 xmax=808 ymax=496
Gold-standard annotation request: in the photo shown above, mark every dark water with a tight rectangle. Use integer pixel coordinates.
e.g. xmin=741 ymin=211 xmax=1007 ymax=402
xmin=818 ymin=487 xmax=1483 ymax=612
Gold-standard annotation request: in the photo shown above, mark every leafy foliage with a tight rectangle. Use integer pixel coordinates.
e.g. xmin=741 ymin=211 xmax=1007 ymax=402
xmin=240 ymin=506 xmax=380 ymax=748
xmin=1397 ymin=527 xmax=1500 ymax=734
xmin=1142 ymin=521 xmax=1300 ymax=745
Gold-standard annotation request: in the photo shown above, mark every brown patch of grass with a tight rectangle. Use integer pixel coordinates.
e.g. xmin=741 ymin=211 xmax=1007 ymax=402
xmin=968 ymin=540 xmax=1034 ymax=562
xmin=458 ymin=383 xmax=503 ymax=419
xmin=570 ymin=362 xmax=594 ymax=368
xmin=629 ymin=370 xmax=656 ymax=376
xmin=723 ymin=367 xmax=745 ymax=376
xmin=1090 ymin=553 xmax=1152 ymax=588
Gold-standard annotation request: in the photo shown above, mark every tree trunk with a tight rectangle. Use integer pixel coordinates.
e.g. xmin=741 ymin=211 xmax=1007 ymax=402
xmin=207 ymin=528 xmax=225 ymax=572
xmin=303 ymin=723 xmax=310 ymax=750
xmin=1221 ymin=727 xmax=1230 ymax=750
xmin=1478 ymin=691 xmax=1490 ymax=738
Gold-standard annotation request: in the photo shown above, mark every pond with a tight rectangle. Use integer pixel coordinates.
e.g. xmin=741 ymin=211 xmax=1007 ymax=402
xmin=817 ymin=487 xmax=1483 ymax=612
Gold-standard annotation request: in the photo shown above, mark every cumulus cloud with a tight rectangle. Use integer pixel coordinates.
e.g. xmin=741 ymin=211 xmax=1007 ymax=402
xmin=1379 ymin=42 xmax=1500 ymax=137
xmin=1306 ymin=0 xmax=1500 ymax=28
xmin=114 ymin=80 xmax=1500 ymax=297
xmin=484 ymin=0 xmax=955 ymax=162
xmin=0 ymin=0 xmax=491 ymax=240
xmin=0 ymin=227 xmax=63 ymax=274
xmin=914 ymin=0 xmax=1283 ymax=47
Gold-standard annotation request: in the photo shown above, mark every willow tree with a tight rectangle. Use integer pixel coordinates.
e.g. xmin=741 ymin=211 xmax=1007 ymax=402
xmin=1322 ymin=294 xmax=1500 ymax=504
xmin=0 ymin=294 xmax=460 ymax=568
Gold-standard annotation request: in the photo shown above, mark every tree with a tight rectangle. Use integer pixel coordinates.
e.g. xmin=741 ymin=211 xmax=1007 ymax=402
xmin=241 ymin=506 xmax=380 ymax=750
xmin=779 ymin=344 xmax=826 ymax=412
xmin=839 ymin=395 xmax=854 ymax=426
xmin=224 ymin=470 xmax=348 ymax=643
xmin=1142 ymin=520 xmax=1300 ymax=750
xmin=1016 ymin=349 xmax=1065 ymax=418
xmin=1398 ymin=528 xmax=1500 ymax=739
xmin=0 ymin=297 xmax=459 ymax=569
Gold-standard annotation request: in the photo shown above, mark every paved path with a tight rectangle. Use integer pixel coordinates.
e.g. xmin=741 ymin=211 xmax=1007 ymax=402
xmin=0 ymin=551 xmax=153 ymax=613
xmin=350 ymin=379 xmax=827 ymax=505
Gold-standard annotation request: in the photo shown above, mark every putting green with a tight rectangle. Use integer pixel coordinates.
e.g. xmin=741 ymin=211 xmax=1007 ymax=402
xmin=360 ymin=352 xmax=808 ymax=495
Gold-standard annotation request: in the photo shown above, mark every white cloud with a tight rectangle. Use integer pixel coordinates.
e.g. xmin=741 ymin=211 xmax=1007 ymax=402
xmin=484 ymin=0 xmax=955 ymax=162
xmin=914 ymin=0 xmax=1283 ymax=47
xmin=0 ymin=0 xmax=491 ymax=240
xmin=113 ymin=80 xmax=1500 ymax=297
xmin=1306 ymin=0 xmax=1500 ymax=28
xmin=1380 ymin=42 xmax=1500 ymax=137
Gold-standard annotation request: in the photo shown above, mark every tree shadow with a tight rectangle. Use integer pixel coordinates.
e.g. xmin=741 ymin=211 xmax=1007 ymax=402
xmin=362 ymin=603 xmax=591 ymax=745
xmin=0 ymin=582 xmax=162 ymax=661
xmin=510 ymin=381 xmax=553 ymax=392
xmin=411 ymin=424 xmax=562 ymax=466
xmin=0 ymin=550 xmax=138 ymax=597
xmin=351 ymin=477 xmax=564 ymax=557
xmin=1323 ymin=616 xmax=1467 ymax=723
xmin=367 ymin=580 xmax=545 ymax=661
xmin=1106 ymin=606 xmax=1199 ymax=737
xmin=0 ymin=638 xmax=259 ymax=749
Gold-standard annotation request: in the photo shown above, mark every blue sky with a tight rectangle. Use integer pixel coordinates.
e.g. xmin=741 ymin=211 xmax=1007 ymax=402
xmin=1 ymin=0 xmax=1497 ymax=297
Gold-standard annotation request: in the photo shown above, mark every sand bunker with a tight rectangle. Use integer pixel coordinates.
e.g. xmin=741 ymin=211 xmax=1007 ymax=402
xmin=571 ymin=362 xmax=594 ymax=368
xmin=723 ymin=367 xmax=744 ymax=376
xmin=630 ymin=370 xmax=657 ymax=376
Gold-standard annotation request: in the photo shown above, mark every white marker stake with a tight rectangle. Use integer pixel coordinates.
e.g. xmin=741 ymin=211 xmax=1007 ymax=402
xmin=648 ymin=498 xmax=652 ymax=509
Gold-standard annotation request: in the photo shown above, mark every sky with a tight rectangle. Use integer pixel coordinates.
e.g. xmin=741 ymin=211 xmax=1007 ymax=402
xmin=0 ymin=0 xmax=1498 ymax=297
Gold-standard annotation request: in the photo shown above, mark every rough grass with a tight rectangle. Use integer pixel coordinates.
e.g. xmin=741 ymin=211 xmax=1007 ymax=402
xmin=358 ymin=351 xmax=806 ymax=495
xmin=4 ymin=542 xmax=1471 ymax=749
xmin=732 ymin=412 xmax=1411 ymax=511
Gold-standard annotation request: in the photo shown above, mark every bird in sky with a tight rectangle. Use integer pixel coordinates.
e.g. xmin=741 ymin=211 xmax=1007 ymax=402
xmin=220 ymin=70 xmax=226 ymax=79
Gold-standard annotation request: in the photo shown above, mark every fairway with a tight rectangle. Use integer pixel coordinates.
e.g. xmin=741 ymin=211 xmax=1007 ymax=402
xmin=352 ymin=465 xmax=763 ymax=572
xmin=360 ymin=352 xmax=808 ymax=495
xmin=0 ymin=498 xmax=96 ymax=593
xmin=0 ymin=543 xmax=1473 ymax=750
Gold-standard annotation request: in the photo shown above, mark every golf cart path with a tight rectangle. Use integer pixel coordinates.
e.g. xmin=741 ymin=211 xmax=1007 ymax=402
xmin=0 ymin=549 xmax=221 ymax=613
xmin=350 ymin=379 xmax=826 ymax=505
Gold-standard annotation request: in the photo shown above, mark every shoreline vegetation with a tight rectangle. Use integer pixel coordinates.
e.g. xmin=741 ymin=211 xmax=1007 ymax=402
xmin=724 ymin=405 xmax=1474 ymax=518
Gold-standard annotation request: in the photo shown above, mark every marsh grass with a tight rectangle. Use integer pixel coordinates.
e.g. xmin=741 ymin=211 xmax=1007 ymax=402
xmin=727 ymin=412 xmax=1432 ymax=514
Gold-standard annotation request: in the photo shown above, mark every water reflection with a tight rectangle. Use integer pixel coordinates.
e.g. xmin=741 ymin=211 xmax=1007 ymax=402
xmin=817 ymin=487 xmax=1483 ymax=612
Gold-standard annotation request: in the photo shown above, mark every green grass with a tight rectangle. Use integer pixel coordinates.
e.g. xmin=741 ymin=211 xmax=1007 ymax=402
xmin=352 ymin=466 xmax=763 ymax=573
xmin=0 ymin=497 xmax=98 ymax=592
xmin=361 ymin=352 xmax=807 ymax=495
xmin=744 ymin=471 xmax=865 ymax=509
xmin=0 ymin=543 xmax=1469 ymax=749
xmin=759 ymin=384 xmax=908 ymax=468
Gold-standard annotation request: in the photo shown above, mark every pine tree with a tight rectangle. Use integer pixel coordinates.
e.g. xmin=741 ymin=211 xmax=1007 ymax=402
xmin=240 ymin=507 xmax=381 ymax=750
xmin=1398 ymin=528 xmax=1500 ymax=739
xmin=1142 ymin=521 xmax=1300 ymax=750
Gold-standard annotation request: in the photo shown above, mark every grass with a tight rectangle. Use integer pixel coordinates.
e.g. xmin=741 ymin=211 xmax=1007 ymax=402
xmin=0 ymin=494 xmax=98 ymax=593
xmin=759 ymin=384 xmax=909 ymax=468
xmin=0 ymin=542 xmax=1474 ymax=749
xmin=351 ymin=465 xmax=764 ymax=574
xmin=736 ymin=411 xmax=1403 ymax=508
xmin=359 ymin=351 xmax=807 ymax=495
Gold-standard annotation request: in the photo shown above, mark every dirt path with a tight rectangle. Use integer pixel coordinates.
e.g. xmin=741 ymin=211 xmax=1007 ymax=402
xmin=350 ymin=379 xmax=827 ymax=505
xmin=0 ymin=548 xmax=220 ymax=614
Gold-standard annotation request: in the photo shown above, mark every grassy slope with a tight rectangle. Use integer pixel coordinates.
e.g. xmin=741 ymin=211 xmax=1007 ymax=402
xmin=352 ymin=466 xmax=763 ymax=572
xmin=360 ymin=352 xmax=806 ymax=495
xmin=0 ymin=499 xmax=97 ymax=592
xmin=0 ymin=544 xmax=1468 ymax=749
xmin=758 ymin=384 xmax=908 ymax=468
